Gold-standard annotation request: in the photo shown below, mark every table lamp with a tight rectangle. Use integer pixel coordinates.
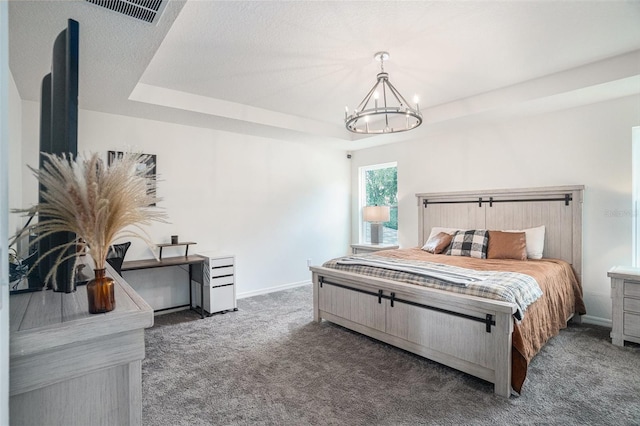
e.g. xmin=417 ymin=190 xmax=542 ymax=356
xmin=363 ymin=205 xmax=390 ymax=244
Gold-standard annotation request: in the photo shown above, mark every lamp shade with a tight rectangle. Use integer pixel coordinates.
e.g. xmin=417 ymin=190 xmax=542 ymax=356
xmin=363 ymin=205 xmax=390 ymax=223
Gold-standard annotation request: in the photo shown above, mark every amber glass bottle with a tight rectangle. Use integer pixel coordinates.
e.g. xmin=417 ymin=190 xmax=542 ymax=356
xmin=87 ymin=269 xmax=115 ymax=314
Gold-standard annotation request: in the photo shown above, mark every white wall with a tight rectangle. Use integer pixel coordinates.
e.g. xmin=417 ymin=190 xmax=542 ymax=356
xmin=7 ymin=73 xmax=21 ymax=242
xmin=350 ymin=95 xmax=640 ymax=323
xmin=18 ymin=102 xmax=350 ymax=309
xmin=1 ymin=1 xmax=11 ymax=422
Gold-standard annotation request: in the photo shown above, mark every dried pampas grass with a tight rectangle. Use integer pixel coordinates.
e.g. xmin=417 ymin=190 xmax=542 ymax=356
xmin=15 ymin=152 xmax=168 ymax=290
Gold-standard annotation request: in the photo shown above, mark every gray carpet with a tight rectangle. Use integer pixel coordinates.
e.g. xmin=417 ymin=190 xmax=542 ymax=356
xmin=143 ymin=285 xmax=640 ymax=425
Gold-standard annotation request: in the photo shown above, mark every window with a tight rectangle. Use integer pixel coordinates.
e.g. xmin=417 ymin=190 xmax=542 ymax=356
xmin=359 ymin=162 xmax=398 ymax=244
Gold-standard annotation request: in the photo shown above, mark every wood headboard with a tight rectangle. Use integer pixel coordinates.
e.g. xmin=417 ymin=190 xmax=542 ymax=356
xmin=415 ymin=185 xmax=584 ymax=280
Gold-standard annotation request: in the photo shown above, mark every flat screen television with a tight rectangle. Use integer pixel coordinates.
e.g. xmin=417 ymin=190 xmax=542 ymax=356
xmin=37 ymin=18 xmax=79 ymax=293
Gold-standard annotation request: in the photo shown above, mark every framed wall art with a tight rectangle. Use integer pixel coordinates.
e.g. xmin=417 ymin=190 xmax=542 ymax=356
xmin=108 ymin=151 xmax=157 ymax=206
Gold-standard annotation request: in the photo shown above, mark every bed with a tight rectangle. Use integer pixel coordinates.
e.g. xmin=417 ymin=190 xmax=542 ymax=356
xmin=309 ymin=185 xmax=586 ymax=397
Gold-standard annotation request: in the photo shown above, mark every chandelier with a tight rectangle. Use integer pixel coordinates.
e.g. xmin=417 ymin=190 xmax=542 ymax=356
xmin=345 ymin=51 xmax=422 ymax=134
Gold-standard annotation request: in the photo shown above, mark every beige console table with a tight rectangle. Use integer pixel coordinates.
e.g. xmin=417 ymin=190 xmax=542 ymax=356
xmin=9 ymin=265 xmax=153 ymax=426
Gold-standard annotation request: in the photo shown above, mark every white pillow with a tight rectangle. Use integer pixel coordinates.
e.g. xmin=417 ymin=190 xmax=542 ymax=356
xmin=505 ymin=225 xmax=545 ymax=259
xmin=424 ymin=227 xmax=461 ymax=249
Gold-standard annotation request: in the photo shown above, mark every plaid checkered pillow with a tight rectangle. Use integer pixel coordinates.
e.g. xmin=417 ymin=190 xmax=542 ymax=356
xmin=446 ymin=230 xmax=489 ymax=259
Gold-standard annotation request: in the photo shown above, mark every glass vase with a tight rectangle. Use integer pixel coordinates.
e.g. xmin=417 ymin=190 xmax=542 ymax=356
xmin=87 ymin=268 xmax=115 ymax=314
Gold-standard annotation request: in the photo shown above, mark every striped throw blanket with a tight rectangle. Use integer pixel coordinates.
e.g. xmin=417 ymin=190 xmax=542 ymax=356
xmin=336 ymin=257 xmax=485 ymax=286
xmin=325 ymin=255 xmax=542 ymax=321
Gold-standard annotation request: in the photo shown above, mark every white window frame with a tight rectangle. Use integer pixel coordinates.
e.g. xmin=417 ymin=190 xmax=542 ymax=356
xmin=358 ymin=161 xmax=398 ymax=244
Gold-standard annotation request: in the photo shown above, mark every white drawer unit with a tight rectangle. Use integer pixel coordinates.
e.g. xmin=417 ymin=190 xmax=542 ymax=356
xmin=191 ymin=253 xmax=237 ymax=315
xmin=608 ymin=266 xmax=640 ymax=346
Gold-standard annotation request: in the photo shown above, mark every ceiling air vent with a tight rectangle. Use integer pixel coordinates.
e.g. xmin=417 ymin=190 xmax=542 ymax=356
xmin=85 ymin=0 xmax=164 ymax=24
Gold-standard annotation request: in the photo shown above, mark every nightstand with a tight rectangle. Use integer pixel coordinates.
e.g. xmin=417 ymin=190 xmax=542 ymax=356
xmin=351 ymin=243 xmax=399 ymax=254
xmin=608 ymin=266 xmax=640 ymax=346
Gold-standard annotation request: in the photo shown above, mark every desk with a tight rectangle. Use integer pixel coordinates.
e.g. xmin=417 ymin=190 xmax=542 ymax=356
xmin=122 ymin=255 xmax=206 ymax=318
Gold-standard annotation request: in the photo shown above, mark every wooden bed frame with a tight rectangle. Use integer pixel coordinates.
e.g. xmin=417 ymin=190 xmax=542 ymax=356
xmin=310 ymin=185 xmax=584 ymax=397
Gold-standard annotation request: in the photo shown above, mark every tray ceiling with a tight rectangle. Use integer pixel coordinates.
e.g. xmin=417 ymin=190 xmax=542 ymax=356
xmin=9 ymin=0 xmax=640 ymax=149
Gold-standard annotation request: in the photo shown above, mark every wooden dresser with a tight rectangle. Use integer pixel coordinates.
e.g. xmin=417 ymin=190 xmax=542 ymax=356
xmin=608 ymin=266 xmax=640 ymax=346
xmin=9 ymin=265 xmax=153 ymax=425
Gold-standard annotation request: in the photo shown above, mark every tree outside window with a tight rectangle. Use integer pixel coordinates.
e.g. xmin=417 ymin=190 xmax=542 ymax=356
xmin=360 ymin=163 xmax=398 ymax=244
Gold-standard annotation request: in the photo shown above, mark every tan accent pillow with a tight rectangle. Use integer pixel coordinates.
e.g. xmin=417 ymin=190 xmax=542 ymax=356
xmin=421 ymin=232 xmax=453 ymax=254
xmin=504 ymin=225 xmax=545 ymax=259
xmin=487 ymin=231 xmax=527 ymax=260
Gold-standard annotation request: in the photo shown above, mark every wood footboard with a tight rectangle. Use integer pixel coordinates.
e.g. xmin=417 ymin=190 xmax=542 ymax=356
xmin=311 ymin=267 xmax=517 ymax=398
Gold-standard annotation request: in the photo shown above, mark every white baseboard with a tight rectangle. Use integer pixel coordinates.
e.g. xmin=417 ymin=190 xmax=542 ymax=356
xmin=581 ymin=315 xmax=612 ymax=328
xmin=237 ymin=280 xmax=311 ymax=299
